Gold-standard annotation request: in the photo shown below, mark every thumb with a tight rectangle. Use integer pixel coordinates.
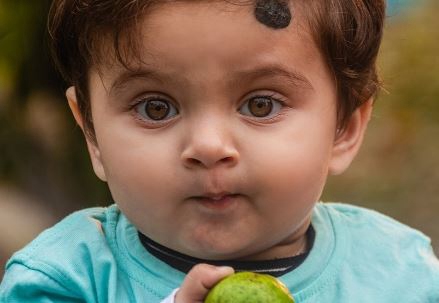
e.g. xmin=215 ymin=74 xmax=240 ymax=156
xmin=175 ymin=263 xmax=234 ymax=303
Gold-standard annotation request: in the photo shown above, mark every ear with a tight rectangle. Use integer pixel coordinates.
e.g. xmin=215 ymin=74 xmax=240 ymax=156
xmin=329 ymin=99 xmax=373 ymax=175
xmin=66 ymin=87 xmax=107 ymax=182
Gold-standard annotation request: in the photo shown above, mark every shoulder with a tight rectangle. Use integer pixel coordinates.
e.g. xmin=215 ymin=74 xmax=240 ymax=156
xmin=318 ymin=202 xmax=439 ymax=300
xmin=7 ymin=205 xmax=120 ymax=262
xmin=321 ymin=202 xmax=435 ymax=259
xmin=1 ymin=205 xmax=122 ymax=299
xmin=321 ymin=202 xmax=431 ymax=247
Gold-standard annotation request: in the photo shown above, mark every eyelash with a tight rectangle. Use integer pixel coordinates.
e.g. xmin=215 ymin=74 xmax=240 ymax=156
xmin=130 ymin=95 xmax=179 ymax=126
xmin=238 ymin=93 xmax=288 ymax=122
xmin=129 ymin=92 xmax=288 ymax=126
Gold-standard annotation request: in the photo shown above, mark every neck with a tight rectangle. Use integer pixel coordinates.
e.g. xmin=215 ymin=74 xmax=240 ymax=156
xmin=236 ymin=218 xmax=312 ymax=261
xmin=138 ymin=222 xmax=315 ymax=277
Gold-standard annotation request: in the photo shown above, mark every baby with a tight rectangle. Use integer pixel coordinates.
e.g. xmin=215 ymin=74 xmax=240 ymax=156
xmin=1 ymin=0 xmax=438 ymax=302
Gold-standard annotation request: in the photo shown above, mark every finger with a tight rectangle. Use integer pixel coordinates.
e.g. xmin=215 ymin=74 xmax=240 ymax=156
xmin=175 ymin=263 xmax=234 ymax=303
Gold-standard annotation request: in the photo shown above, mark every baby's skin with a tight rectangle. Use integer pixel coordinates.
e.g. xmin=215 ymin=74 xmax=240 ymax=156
xmin=175 ymin=264 xmax=234 ymax=303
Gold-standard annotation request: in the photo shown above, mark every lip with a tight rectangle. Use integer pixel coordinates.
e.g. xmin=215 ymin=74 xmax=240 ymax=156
xmin=190 ymin=193 xmax=241 ymax=211
xmin=198 ymin=191 xmax=235 ymax=199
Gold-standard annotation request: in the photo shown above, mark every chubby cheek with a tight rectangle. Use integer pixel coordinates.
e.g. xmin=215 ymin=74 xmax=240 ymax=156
xmin=246 ymin=129 xmax=332 ymax=225
xmin=95 ymin=127 xmax=185 ymax=231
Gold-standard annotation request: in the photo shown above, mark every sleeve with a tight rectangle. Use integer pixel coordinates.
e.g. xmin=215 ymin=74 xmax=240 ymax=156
xmin=160 ymin=288 xmax=179 ymax=303
xmin=426 ymin=248 xmax=439 ymax=302
xmin=0 ymin=263 xmax=83 ymax=303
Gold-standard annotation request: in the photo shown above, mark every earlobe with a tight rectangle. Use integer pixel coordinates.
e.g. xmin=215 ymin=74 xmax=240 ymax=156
xmin=66 ymin=86 xmax=107 ymax=182
xmin=329 ymin=99 xmax=373 ymax=175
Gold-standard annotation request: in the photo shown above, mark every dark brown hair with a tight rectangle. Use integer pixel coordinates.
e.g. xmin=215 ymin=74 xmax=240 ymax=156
xmin=48 ymin=0 xmax=385 ymax=140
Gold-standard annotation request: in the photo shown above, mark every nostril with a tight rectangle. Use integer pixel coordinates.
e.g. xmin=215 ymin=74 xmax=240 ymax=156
xmin=187 ymin=158 xmax=203 ymax=166
xmin=184 ymin=156 xmax=236 ymax=168
xmin=220 ymin=156 xmax=234 ymax=163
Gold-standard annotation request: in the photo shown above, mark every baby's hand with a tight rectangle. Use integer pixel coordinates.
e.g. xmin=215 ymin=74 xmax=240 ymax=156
xmin=175 ymin=263 xmax=234 ymax=303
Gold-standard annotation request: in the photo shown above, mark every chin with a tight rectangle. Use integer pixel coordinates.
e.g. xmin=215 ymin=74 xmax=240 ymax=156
xmin=184 ymin=240 xmax=254 ymax=261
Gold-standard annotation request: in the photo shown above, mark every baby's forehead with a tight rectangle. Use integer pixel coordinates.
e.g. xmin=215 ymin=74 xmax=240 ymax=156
xmin=93 ymin=0 xmax=299 ymax=75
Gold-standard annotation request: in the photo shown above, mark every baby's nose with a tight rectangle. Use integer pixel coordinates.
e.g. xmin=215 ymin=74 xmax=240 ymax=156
xmin=180 ymin=124 xmax=239 ymax=169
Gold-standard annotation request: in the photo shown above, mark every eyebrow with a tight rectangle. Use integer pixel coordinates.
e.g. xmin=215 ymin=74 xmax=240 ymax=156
xmin=109 ymin=69 xmax=172 ymax=95
xmin=109 ymin=64 xmax=314 ymax=95
xmin=230 ymin=65 xmax=314 ymax=91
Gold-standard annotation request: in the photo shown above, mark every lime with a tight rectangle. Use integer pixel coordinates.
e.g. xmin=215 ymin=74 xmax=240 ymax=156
xmin=205 ymin=271 xmax=295 ymax=303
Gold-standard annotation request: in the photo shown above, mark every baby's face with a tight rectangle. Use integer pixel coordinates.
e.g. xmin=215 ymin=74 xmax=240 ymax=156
xmin=86 ymin=1 xmax=339 ymax=260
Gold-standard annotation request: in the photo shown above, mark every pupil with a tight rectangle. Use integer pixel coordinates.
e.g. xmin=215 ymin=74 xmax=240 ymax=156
xmin=249 ymin=97 xmax=273 ymax=117
xmin=146 ymin=100 xmax=169 ymax=120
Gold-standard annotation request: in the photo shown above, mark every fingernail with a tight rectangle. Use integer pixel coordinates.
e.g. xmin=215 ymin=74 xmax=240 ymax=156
xmin=216 ymin=266 xmax=234 ymax=273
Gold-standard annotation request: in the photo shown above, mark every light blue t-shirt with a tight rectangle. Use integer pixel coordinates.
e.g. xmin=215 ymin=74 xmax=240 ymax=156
xmin=1 ymin=203 xmax=438 ymax=302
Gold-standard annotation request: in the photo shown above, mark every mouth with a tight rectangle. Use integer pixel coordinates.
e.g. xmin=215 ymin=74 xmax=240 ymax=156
xmin=190 ymin=192 xmax=242 ymax=211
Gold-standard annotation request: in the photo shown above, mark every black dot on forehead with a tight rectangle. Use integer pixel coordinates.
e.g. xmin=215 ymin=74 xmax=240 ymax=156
xmin=254 ymin=0 xmax=292 ymax=29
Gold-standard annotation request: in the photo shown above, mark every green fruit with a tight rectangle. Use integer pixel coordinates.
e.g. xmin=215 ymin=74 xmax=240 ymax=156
xmin=205 ymin=271 xmax=295 ymax=303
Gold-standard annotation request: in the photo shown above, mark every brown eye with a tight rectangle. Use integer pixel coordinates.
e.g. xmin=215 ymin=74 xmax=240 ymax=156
xmin=135 ymin=98 xmax=178 ymax=122
xmin=239 ymin=95 xmax=284 ymax=119
xmin=248 ymin=97 xmax=273 ymax=117
xmin=145 ymin=100 xmax=169 ymax=120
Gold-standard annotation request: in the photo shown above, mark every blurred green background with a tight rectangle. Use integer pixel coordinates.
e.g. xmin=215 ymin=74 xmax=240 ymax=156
xmin=0 ymin=0 xmax=438 ymax=279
